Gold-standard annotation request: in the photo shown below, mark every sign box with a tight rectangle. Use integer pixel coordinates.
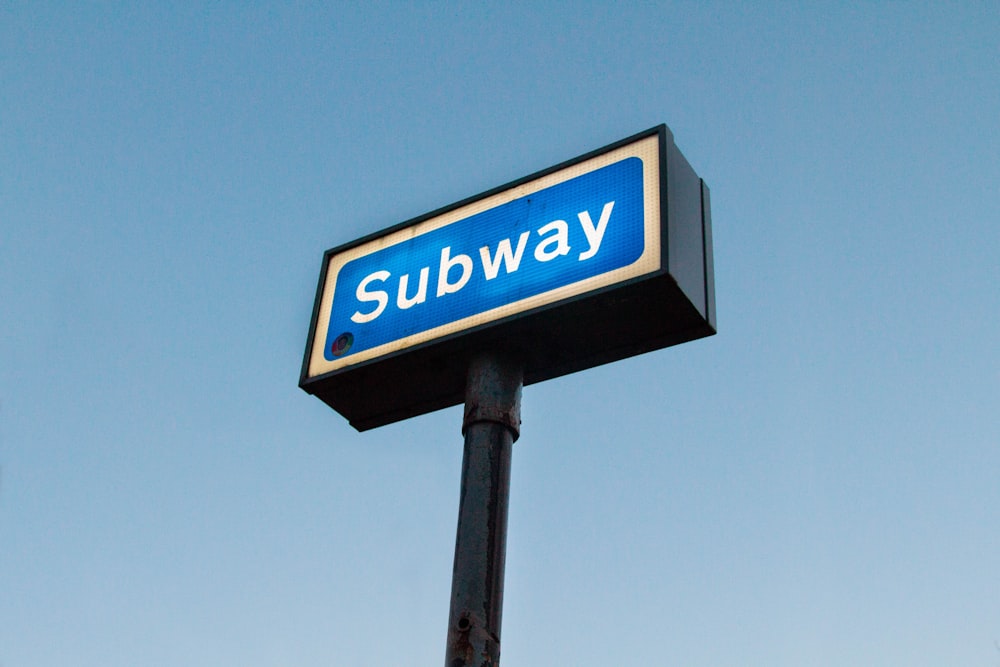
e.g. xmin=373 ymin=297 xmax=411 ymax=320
xmin=300 ymin=125 xmax=715 ymax=430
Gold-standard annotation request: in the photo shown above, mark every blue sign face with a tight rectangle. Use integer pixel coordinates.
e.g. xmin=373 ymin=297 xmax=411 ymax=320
xmin=321 ymin=155 xmax=647 ymax=363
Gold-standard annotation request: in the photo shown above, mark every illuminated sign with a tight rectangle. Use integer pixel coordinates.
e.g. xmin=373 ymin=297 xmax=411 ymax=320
xmin=301 ymin=126 xmax=715 ymax=430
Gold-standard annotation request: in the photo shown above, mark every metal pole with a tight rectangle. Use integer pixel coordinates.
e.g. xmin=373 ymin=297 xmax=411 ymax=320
xmin=445 ymin=351 xmax=522 ymax=667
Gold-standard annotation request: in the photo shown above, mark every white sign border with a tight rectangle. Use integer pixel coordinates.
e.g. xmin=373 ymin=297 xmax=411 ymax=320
xmin=307 ymin=133 xmax=663 ymax=379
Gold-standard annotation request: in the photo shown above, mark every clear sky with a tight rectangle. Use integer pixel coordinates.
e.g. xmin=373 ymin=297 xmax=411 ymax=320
xmin=2 ymin=3 xmax=998 ymax=665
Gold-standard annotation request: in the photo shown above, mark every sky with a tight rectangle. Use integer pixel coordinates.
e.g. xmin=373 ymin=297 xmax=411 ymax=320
xmin=2 ymin=2 xmax=998 ymax=665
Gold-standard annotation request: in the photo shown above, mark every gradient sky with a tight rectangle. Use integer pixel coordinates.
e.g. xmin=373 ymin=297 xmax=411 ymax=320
xmin=2 ymin=3 xmax=998 ymax=666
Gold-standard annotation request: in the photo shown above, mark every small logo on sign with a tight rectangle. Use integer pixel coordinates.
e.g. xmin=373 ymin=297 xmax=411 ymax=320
xmin=331 ymin=332 xmax=354 ymax=357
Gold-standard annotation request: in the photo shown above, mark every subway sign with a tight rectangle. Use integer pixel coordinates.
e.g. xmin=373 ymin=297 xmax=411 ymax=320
xmin=301 ymin=125 xmax=715 ymax=430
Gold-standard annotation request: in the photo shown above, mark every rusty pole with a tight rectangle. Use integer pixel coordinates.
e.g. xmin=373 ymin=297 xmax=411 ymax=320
xmin=444 ymin=352 xmax=522 ymax=667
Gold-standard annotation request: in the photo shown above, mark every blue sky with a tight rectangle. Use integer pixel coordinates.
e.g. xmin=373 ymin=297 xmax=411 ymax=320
xmin=2 ymin=3 xmax=998 ymax=665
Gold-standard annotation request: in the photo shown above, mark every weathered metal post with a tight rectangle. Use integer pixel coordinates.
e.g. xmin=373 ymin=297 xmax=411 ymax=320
xmin=444 ymin=351 xmax=522 ymax=667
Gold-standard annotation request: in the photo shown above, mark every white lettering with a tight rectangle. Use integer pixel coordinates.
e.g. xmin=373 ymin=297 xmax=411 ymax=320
xmin=436 ymin=246 xmax=473 ymax=297
xmin=479 ymin=231 xmax=530 ymax=280
xmin=397 ymin=267 xmax=429 ymax=309
xmin=348 ymin=200 xmax=620 ymax=325
xmin=534 ymin=220 xmax=571 ymax=262
xmin=577 ymin=201 xmax=614 ymax=261
xmin=351 ymin=270 xmax=391 ymax=323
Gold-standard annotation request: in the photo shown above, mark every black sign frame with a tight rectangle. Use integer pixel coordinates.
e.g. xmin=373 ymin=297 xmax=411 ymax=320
xmin=300 ymin=125 xmax=715 ymax=430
